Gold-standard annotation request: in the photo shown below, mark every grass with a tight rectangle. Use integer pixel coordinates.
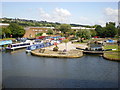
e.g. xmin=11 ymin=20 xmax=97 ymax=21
xmin=0 ymin=38 xmax=15 ymax=41
xmin=73 ymin=39 xmax=90 ymax=44
xmin=104 ymin=52 xmax=120 ymax=60
xmin=103 ymin=44 xmax=120 ymax=60
xmin=103 ymin=44 xmax=120 ymax=52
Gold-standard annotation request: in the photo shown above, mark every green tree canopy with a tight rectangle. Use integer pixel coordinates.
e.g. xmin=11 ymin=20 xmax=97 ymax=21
xmin=90 ymin=29 xmax=96 ymax=37
xmin=95 ymin=25 xmax=104 ymax=37
xmin=76 ymin=29 xmax=91 ymax=39
xmin=8 ymin=23 xmax=25 ymax=38
xmin=47 ymin=29 xmax=53 ymax=35
xmin=104 ymin=22 xmax=117 ymax=37
xmin=59 ymin=24 xmax=71 ymax=35
xmin=1 ymin=27 xmax=11 ymax=38
xmin=95 ymin=22 xmax=117 ymax=37
xmin=36 ymin=33 xmax=43 ymax=37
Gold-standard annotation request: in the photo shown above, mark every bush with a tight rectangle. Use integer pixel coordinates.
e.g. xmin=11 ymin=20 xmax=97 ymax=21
xmin=53 ymin=45 xmax=59 ymax=51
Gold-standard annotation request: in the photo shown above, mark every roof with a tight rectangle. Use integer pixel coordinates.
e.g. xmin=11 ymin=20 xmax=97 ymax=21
xmin=24 ymin=27 xmax=95 ymax=30
xmin=71 ymin=27 xmax=95 ymax=29
xmin=0 ymin=23 xmax=9 ymax=26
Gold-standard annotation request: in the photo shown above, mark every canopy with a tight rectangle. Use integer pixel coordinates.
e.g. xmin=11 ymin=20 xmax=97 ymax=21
xmin=0 ymin=40 xmax=12 ymax=45
xmin=42 ymin=33 xmax=48 ymax=36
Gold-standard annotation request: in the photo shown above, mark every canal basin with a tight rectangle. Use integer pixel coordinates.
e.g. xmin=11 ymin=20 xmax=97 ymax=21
xmin=2 ymin=49 xmax=119 ymax=88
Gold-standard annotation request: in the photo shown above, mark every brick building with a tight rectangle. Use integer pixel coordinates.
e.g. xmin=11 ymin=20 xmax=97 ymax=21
xmin=23 ymin=26 xmax=95 ymax=38
xmin=23 ymin=27 xmax=57 ymax=38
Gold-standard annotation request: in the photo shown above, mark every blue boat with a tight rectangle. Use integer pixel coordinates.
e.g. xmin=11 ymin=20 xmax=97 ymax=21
xmin=26 ymin=42 xmax=53 ymax=53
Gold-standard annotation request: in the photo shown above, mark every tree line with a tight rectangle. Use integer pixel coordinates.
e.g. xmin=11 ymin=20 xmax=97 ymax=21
xmin=95 ymin=22 xmax=117 ymax=38
xmin=0 ymin=23 xmax=25 ymax=38
xmin=1 ymin=17 xmax=94 ymax=28
xmin=0 ymin=19 xmax=118 ymax=39
xmin=56 ymin=22 xmax=118 ymax=40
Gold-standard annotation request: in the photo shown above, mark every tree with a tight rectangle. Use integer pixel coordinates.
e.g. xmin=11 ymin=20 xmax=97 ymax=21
xmin=76 ymin=29 xmax=91 ymax=41
xmin=95 ymin=22 xmax=117 ymax=37
xmin=90 ymin=29 xmax=96 ymax=37
xmin=2 ymin=27 xmax=11 ymax=38
xmin=59 ymin=24 xmax=71 ymax=37
xmin=8 ymin=23 xmax=25 ymax=38
xmin=104 ymin=22 xmax=117 ymax=37
xmin=36 ymin=33 xmax=43 ymax=37
xmin=117 ymin=25 xmax=120 ymax=37
xmin=47 ymin=29 xmax=53 ymax=35
xmin=95 ymin=25 xmax=103 ymax=37
xmin=83 ymin=29 xmax=91 ymax=39
xmin=55 ymin=25 xmax=60 ymax=30
xmin=69 ymin=29 xmax=76 ymax=35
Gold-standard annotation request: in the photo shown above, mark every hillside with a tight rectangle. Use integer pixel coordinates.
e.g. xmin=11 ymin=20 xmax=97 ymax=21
xmin=0 ymin=17 xmax=94 ymax=28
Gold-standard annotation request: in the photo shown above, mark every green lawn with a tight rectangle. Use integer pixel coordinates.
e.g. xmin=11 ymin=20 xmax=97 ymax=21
xmin=0 ymin=38 xmax=15 ymax=41
xmin=104 ymin=52 xmax=120 ymax=60
xmin=103 ymin=44 xmax=120 ymax=52
xmin=103 ymin=44 xmax=120 ymax=60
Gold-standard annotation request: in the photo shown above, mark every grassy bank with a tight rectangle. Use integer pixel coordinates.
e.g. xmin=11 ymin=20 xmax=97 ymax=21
xmin=103 ymin=52 xmax=120 ymax=61
xmin=103 ymin=44 xmax=120 ymax=61
xmin=0 ymin=38 xmax=15 ymax=41
xmin=103 ymin=44 xmax=119 ymax=52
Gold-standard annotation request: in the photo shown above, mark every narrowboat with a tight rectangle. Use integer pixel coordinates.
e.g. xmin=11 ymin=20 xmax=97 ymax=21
xmin=26 ymin=42 xmax=53 ymax=53
xmin=6 ymin=42 xmax=31 ymax=50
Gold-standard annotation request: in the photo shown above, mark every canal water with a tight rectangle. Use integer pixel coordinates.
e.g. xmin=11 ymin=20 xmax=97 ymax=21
xmin=2 ymin=49 xmax=119 ymax=88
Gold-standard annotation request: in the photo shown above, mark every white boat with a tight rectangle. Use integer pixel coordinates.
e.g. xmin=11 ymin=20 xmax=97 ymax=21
xmin=6 ymin=42 xmax=31 ymax=50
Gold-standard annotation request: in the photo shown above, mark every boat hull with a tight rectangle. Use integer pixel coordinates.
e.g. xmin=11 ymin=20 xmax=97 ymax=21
xmin=83 ymin=50 xmax=103 ymax=54
xmin=6 ymin=45 xmax=30 ymax=50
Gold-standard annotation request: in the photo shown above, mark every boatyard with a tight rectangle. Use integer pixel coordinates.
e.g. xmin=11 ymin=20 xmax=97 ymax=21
xmin=31 ymin=42 xmax=84 ymax=58
xmin=1 ymin=2 xmax=120 ymax=88
xmin=2 ymin=45 xmax=119 ymax=88
xmin=0 ymin=37 xmax=120 ymax=60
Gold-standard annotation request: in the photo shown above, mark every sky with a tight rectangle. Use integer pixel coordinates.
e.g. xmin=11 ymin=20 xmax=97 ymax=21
xmin=1 ymin=2 xmax=118 ymax=26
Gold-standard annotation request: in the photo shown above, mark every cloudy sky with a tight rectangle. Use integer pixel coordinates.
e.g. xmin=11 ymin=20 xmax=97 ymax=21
xmin=2 ymin=2 xmax=118 ymax=26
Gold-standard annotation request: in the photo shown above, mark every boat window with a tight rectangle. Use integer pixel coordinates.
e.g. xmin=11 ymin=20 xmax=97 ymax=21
xmin=17 ymin=45 xmax=20 ymax=46
xmin=20 ymin=44 xmax=23 ymax=46
xmin=27 ymin=43 xmax=30 ymax=45
xmin=12 ymin=45 xmax=16 ymax=47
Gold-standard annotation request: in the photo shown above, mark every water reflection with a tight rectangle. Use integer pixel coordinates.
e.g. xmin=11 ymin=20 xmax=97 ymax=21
xmin=2 ymin=50 xmax=119 ymax=88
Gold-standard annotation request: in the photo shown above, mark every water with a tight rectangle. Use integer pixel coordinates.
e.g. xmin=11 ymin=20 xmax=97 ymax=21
xmin=2 ymin=49 xmax=119 ymax=88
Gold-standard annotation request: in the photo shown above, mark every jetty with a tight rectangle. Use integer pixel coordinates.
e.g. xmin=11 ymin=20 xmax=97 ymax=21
xmin=31 ymin=49 xmax=83 ymax=58
xmin=31 ymin=42 xmax=84 ymax=58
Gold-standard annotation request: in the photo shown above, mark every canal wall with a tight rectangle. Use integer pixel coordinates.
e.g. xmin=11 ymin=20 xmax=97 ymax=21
xmin=31 ymin=49 xmax=83 ymax=58
xmin=103 ymin=53 xmax=120 ymax=61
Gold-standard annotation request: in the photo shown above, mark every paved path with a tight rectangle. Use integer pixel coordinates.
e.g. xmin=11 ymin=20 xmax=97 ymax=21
xmin=45 ymin=42 xmax=87 ymax=51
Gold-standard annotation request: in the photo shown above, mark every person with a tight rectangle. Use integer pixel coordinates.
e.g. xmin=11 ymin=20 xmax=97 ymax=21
xmin=117 ymin=40 xmax=120 ymax=46
xmin=63 ymin=49 xmax=66 ymax=52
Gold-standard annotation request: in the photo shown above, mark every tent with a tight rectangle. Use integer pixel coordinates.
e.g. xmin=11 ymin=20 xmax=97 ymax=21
xmin=106 ymin=39 xmax=115 ymax=43
xmin=42 ymin=33 xmax=48 ymax=36
xmin=0 ymin=40 xmax=12 ymax=45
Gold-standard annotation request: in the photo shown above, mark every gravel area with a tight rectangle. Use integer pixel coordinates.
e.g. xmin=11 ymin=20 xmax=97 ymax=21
xmin=31 ymin=42 xmax=86 ymax=58
xmin=45 ymin=42 xmax=87 ymax=51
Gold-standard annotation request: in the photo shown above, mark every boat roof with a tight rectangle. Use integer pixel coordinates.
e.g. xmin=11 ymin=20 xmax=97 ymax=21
xmin=11 ymin=42 xmax=29 ymax=45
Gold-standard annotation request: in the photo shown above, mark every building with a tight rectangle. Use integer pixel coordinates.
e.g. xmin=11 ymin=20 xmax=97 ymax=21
xmin=23 ymin=27 xmax=56 ymax=38
xmin=23 ymin=26 xmax=95 ymax=38
xmin=0 ymin=23 xmax=9 ymax=27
